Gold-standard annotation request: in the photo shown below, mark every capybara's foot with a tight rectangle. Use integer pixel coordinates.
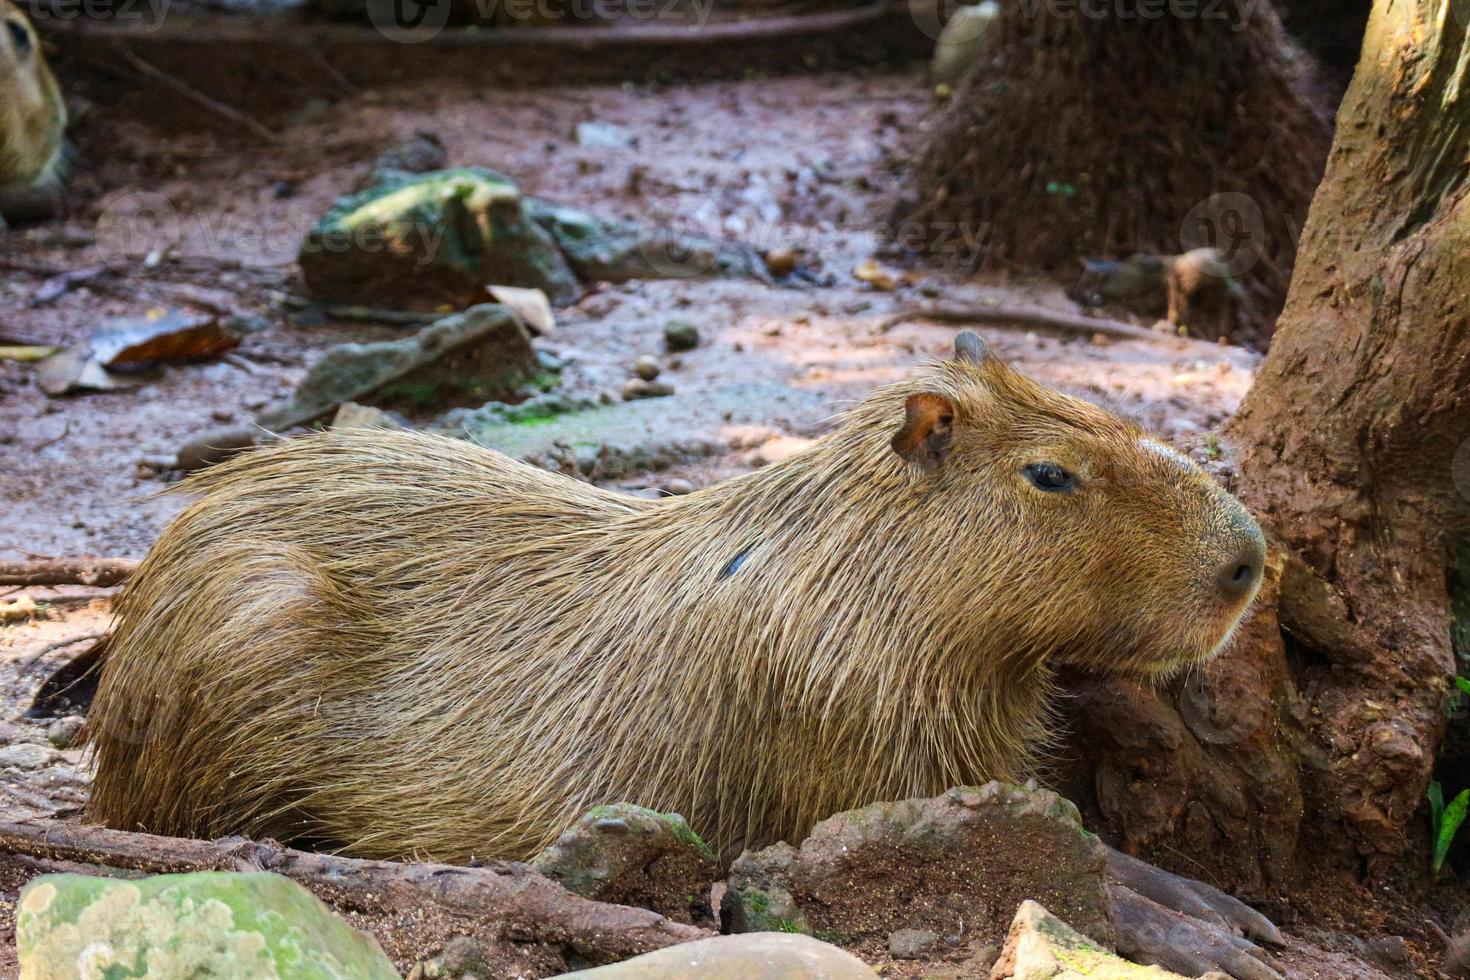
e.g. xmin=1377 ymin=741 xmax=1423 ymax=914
xmin=1107 ymin=847 xmax=1283 ymax=980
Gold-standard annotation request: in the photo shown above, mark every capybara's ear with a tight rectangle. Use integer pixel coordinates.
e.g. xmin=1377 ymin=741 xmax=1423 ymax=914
xmin=891 ymin=393 xmax=957 ymax=472
xmin=953 ymin=330 xmax=992 ymax=364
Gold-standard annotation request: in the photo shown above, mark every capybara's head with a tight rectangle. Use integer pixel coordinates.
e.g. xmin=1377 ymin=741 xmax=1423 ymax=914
xmin=889 ymin=332 xmax=1264 ymax=678
xmin=0 ymin=0 xmax=65 ymax=190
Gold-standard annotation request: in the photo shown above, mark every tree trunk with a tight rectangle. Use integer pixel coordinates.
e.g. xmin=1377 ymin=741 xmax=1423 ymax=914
xmin=1066 ymin=0 xmax=1470 ymax=892
xmin=899 ymin=0 xmax=1332 ymax=346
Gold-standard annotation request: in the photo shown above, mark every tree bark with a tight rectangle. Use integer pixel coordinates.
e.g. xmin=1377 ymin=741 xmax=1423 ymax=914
xmin=1067 ymin=0 xmax=1470 ymax=890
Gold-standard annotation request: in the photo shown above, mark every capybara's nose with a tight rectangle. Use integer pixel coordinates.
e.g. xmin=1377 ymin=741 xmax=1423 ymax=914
xmin=1216 ymin=523 xmax=1266 ymax=603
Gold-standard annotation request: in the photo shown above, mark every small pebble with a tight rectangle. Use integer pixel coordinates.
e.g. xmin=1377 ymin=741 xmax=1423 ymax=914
xmin=634 ymin=355 xmax=661 ymax=381
xmin=623 ymin=379 xmax=675 ymax=400
xmin=47 ymin=715 xmax=84 ymax=750
xmin=665 ymin=478 xmax=695 ymax=495
xmin=888 ymin=928 xmax=939 ymax=960
xmin=764 ymin=247 xmax=799 ymax=276
xmin=664 ymin=319 xmax=700 ymax=352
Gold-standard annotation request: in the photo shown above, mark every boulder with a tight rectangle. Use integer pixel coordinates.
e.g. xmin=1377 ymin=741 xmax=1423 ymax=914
xmin=990 ymin=901 xmax=1189 ymax=979
xmin=554 ymin=933 xmax=878 ymax=979
xmin=526 ymin=199 xmax=767 ymax=284
xmin=532 ymin=803 xmax=720 ymax=926
xmin=723 ymin=783 xmax=1113 ymax=957
xmin=258 ymin=304 xmax=540 ymax=428
xmin=15 ymin=871 xmax=397 ymax=979
xmin=300 ymin=168 xmax=580 ymax=310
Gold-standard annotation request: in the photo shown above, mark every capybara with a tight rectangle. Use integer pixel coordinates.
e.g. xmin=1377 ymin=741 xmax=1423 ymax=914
xmin=0 ymin=0 xmax=65 ymax=194
xmin=85 ymin=332 xmax=1266 ymax=862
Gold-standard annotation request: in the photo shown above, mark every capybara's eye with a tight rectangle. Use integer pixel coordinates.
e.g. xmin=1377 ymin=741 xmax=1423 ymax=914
xmin=1022 ymin=463 xmax=1076 ymax=493
xmin=7 ymin=20 xmax=30 ymax=54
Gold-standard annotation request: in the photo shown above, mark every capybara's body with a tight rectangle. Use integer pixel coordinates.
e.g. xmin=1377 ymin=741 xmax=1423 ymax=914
xmin=86 ymin=336 xmax=1265 ymax=862
xmin=0 ymin=0 xmax=65 ymax=192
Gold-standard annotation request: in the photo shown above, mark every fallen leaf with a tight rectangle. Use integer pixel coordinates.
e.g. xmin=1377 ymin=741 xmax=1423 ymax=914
xmin=0 ymin=345 xmax=60 ymax=362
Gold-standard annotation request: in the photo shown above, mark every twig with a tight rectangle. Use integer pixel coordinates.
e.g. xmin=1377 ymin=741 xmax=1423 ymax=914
xmin=0 ymin=819 xmax=710 ymax=965
xmin=276 ymin=293 xmax=445 ymax=326
xmin=34 ymin=419 xmax=71 ymax=451
xmin=879 ymin=301 xmax=1223 ymax=349
xmin=115 ymin=46 xmax=282 ymax=145
xmin=0 ymin=558 xmax=138 ymax=587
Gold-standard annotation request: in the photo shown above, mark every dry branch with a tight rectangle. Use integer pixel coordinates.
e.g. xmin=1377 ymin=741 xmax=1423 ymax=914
xmin=0 ymin=559 xmax=138 ymax=587
xmin=879 ymin=301 xmax=1223 ymax=349
xmin=0 ymin=819 xmax=710 ymax=964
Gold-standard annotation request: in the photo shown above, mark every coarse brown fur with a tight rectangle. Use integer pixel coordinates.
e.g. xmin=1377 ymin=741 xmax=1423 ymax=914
xmin=0 ymin=0 xmax=65 ymax=191
xmin=84 ymin=335 xmax=1265 ymax=863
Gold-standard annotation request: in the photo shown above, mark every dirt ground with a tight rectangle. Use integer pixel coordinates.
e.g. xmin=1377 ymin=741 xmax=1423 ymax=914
xmin=0 ymin=45 xmax=1447 ymax=980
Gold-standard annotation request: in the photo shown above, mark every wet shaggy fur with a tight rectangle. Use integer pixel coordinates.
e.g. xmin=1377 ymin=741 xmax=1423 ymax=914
xmin=0 ymin=0 xmax=65 ymax=191
xmin=86 ymin=338 xmax=1264 ymax=862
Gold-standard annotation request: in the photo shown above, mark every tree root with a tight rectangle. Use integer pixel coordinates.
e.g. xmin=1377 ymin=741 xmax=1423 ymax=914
xmin=0 ymin=819 xmax=711 ymax=965
xmin=0 ymin=559 xmax=138 ymax=587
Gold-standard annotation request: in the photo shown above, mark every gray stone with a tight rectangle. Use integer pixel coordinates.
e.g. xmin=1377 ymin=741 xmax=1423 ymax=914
xmin=634 ymin=355 xmax=661 ymax=381
xmin=888 ymin=928 xmax=940 ymax=959
xmin=533 ymin=803 xmax=719 ymax=926
xmin=662 ymin=320 xmax=700 ymax=352
xmin=575 ymin=120 xmax=637 ymax=150
xmin=623 ymin=379 xmax=675 ymax=400
xmin=724 ymin=783 xmax=1113 ymax=955
xmin=0 ymin=742 xmax=62 ymax=770
xmin=527 ymin=199 xmax=767 ymax=285
xmin=443 ymin=382 xmax=830 ymax=481
xmin=46 ymin=716 xmax=84 ymax=750
xmin=300 ymin=168 xmax=580 ymax=310
xmin=554 ymin=933 xmax=878 ymax=979
xmin=990 ymin=901 xmax=1187 ymax=979
xmin=16 ymin=871 xmax=397 ymax=979
xmin=259 ymin=304 xmax=539 ymax=428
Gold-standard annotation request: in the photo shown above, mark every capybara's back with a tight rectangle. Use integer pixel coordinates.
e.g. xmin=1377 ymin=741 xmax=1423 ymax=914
xmin=87 ymin=334 xmax=1266 ymax=861
xmin=0 ymin=1 xmax=65 ymax=192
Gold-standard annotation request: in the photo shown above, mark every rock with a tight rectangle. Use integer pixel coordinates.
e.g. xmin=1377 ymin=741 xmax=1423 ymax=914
xmin=0 ymin=742 xmax=61 ymax=770
xmin=176 ymin=425 xmax=262 ymax=473
xmin=46 ymin=715 xmax=84 ymax=750
xmin=990 ymin=901 xmax=1187 ymax=979
xmin=259 ymin=304 xmax=539 ymax=428
xmin=532 ymin=803 xmax=720 ymax=926
xmin=634 ymin=355 xmax=662 ymax=381
xmin=724 ymin=783 xmax=1113 ymax=954
xmin=488 ymin=284 xmax=557 ymax=336
xmin=331 ymin=402 xmax=400 ymax=431
xmin=663 ymin=320 xmax=699 ymax=352
xmin=888 ymin=928 xmax=940 ymax=959
xmin=763 ymin=247 xmax=799 ymax=277
xmin=300 ymin=168 xmax=580 ymax=311
xmin=664 ymin=479 xmax=695 ymax=495
xmin=931 ymin=0 xmax=1000 ymax=85
xmin=16 ymin=871 xmax=397 ymax=979
xmin=444 ymin=382 xmax=831 ymax=482
xmin=526 ymin=199 xmax=767 ymax=285
xmin=371 ymin=130 xmax=448 ymax=177
xmin=623 ymin=379 xmax=675 ymax=400
xmin=575 ymin=120 xmax=637 ymax=150
xmin=553 ymin=933 xmax=878 ymax=979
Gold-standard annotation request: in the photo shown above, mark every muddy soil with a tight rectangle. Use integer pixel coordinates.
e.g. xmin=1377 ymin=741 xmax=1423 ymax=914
xmin=0 ymin=51 xmax=1448 ymax=980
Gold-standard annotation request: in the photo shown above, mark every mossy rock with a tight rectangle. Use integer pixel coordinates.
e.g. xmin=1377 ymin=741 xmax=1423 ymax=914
xmin=300 ymin=167 xmax=579 ymax=310
xmin=533 ymin=803 xmax=720 ymax=926
xmin=16 ymin=871 xmax=397 ymax=980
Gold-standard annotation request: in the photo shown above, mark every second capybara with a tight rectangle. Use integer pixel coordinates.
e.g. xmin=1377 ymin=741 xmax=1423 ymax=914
xmin=84 ymin=332 xmax=1266 ymax=862
xmin=0 ymin=0 xmax=65 ymax=195
xmin=1071 ymin=247 xmax=1244 ymax=341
